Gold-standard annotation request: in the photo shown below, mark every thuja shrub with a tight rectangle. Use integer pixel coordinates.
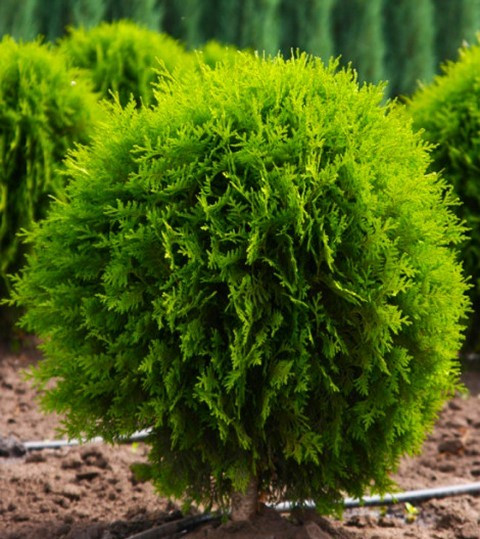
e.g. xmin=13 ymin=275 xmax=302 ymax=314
xmin=194 ymin=40 xmax=246 ymax=68
xmin=0 ymin=36 xmax=98 ymax=331
xmin=58 ymin=20 xmax=193 ymax=107
xmin=10 ymin=54 xmax=469 ymax=516
xmin=409 ymin=42 xmax=480 ymax=351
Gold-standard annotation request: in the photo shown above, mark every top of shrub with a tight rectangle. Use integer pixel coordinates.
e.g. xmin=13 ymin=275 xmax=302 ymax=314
xmin=408 ymin=41 xmax=480 ymax=351
xmin=193 ymin=40 xmax=248 ymax=69
xmin=10 ymin=54 xmax=469 ymax=515
xmin=58 ymin=20 xmax=193 ymax=107
xmin=0 ymin=36 xmax=99 ymax=330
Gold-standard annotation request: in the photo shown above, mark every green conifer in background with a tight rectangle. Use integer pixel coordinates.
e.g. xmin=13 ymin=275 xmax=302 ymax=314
xmin=36 ymin=0 xmax=69 ymax=41
xmin=239 ymin=0 xmax=281 ymax=55
xmin=215 ymin=0 xmax=241 ymax=46
xmin=59 ymin=20 xmax=192 ymax=107
xmin=128 ymin=0 xmax=163 ymax=31
xmin=0 ymin=0 xmax=39 ymax=41
xmin=0 ymin=37 xmax=99 ymax=334
xmin=384 ymin=0 xmax=436 ymax=96
xmin=332 ymin=0 xmax=385 ymax=83
xmin=296 ymin=0 xmax=334 ymax=61
xmin=409 ymin=39 xmax=480 ymax=351
xmin=433 ymin=0 xmax=480 ymax=65
xmin=72 ymin=0 xmax=106 ymax=29
xmin=278 ymin=0 xmax=301 ymax=55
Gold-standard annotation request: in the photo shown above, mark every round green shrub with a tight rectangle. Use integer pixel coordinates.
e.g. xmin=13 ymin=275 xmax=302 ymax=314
xmin=11 ymin=54 xmax=469 ymax=515
xmin=408 ymin=42 xmax=480 ymax=352
xmin=58 ymin=20 xmax=193 ymax=107
xmin=194 ymin=40 xmax=247 ymax=69
xmin=0 ymin=36 xmax=99 ymax=331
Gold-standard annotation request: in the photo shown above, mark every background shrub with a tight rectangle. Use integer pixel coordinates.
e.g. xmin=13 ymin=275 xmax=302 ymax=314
xmin=409 ymin=41 xmax=480 ymax=352
xmin=0 ymin=36 xmax=98 ymax=333
xmin=193 ymin=40 xmax=245 ymax=69
xmin=11 ymin=54 xmax=469 ymax=515
xmin=58 ymin=20 xmax=193 ymax=107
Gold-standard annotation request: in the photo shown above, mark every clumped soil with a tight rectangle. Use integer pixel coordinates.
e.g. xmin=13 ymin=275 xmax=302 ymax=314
xmin=1 ymin=342 xmax=480 ymax=539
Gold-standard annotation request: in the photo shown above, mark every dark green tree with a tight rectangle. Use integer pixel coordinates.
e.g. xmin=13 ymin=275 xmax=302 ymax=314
xmin=238 ymin=0 xmax=281 ymax=55
xmin=296 ymin=0 xmax=335 ymax=61
xmin=0 ymin=0 xmax=39 ymax=40
xmin=128 ymin=0 xmax=163 ymax=30
xmin=279 ymin=0 xmax=301 ymax=55
xmin=215 ymin=0 xmax=241 ymax=46
xmin=332 ymin=0 xmax=385 ymax=83
xmin=177 ymin=0 xmax=205 ymax=48
xmin=72 ymin=0 xmax=107 ymax=29
xmin=384 ymin=0 xmax=436 ymax=96
xmin=433 ymin=0 xmax=480 ymax=65
xmin=35 ymin=0 xmax=70 ymax=41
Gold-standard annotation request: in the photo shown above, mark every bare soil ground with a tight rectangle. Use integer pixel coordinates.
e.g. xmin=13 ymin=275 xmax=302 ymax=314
xmin=1 ymin=342 xmax=480 ymax=539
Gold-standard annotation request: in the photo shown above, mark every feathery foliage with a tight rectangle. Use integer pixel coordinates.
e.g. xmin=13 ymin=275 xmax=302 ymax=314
xmin=409 ymin=40 xmax=480 ymax=351
xmin=58 ymin=20 xmax=192 ymax=107
xmin=10 ymin=54 xmax=469 ymax=514
xmin=0 ymin=37 xmax=98 ymax=331
xmin=193 ymin=41 xmax=245 ymax=69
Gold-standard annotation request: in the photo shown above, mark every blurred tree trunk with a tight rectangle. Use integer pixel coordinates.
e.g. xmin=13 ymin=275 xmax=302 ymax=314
xmin=230 ymin=476 xmax=258 ymax=522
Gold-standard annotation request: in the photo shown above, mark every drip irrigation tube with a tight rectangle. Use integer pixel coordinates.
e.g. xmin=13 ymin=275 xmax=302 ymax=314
xmin=14 ymin=435 xmax=480 ymax=535
xmin=22 ymin=429 xmax=151 ymax=451
xmin=123 ymin=482 xmax=480 ymax=538
xmin=273 ymin=481 xmax=480 ymax=511
xmin=126 ymin=513 xmax=221 ymax=539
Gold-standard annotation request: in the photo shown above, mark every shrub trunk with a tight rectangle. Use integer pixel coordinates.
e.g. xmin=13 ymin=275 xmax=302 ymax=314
xmin=231 ymin=476 xmax=258 ymax=521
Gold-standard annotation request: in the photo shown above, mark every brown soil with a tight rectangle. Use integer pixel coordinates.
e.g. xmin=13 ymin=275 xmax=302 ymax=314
xmin=1 ymin=343 xmax=480 ymax=539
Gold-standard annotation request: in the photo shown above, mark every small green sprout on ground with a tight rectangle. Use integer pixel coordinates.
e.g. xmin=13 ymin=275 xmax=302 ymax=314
xmin=404 ymin=502 xmax=419 ymax=523
xmin=9 ymin=53 xmax=469 ymax=520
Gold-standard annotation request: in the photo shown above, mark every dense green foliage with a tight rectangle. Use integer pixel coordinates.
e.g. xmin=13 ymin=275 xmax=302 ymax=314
xmin=58 ymin=20 xmax=192 ymax=107
xmin=11 ymin=54 xmax=468 ymax=513
xmin=409 ymin=41 xmax=480 ymax=351
xmin=0 ymin=37 xmax=98 ymax=330
xmin=194 ymin=41 xmax=245 ymax=69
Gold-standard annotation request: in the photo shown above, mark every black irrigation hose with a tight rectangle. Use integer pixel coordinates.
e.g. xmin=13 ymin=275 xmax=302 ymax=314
xmin=13 ymin=435 xmax=480 ymax=535
xmin=126 ymin=513 xmax=221 ymax=539
xmin=343 ymin=481 xmax=480 ymax=508
xmin=123 ymin=482 xmax=480 ymax=538
xmin=273 ymin=481 xmax=480 ymax=511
